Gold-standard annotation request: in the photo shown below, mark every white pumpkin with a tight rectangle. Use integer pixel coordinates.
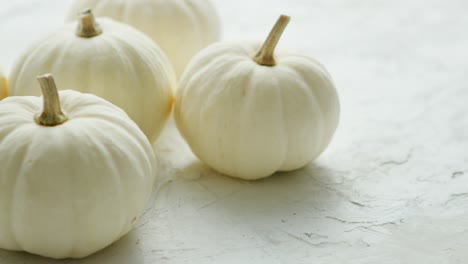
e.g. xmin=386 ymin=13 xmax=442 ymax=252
xmin=0 ymin=67 xmax=7 ymax=100
xmin=9 ymin=10 xmax=175 ymax=142
xmin=66 ymin=0 xmax=222 ymax=77
xmin=0 ymin=74 xmax=156 ymax=259
xmin=175 ymin=15 xmax=340 ymax=180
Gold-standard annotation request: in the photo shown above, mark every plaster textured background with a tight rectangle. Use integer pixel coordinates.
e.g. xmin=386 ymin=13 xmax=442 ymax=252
xmin=0 ymin=0 xmax=467 ymax=263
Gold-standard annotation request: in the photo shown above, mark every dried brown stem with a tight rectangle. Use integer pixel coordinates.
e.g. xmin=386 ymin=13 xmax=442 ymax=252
xmin=35 ymin=74 xmax=68 ymax=126
xmin=253 ymin=15 xmax=291 ymax=66
xmin=76 ymin=9 xmax=102 ymax=38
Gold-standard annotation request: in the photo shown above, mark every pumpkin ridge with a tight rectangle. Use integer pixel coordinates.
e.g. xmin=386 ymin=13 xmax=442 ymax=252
xmin=9 ymin=127 xmax=37 ymax=252
xmin=288 ymin=61 xmax=339 ymax=153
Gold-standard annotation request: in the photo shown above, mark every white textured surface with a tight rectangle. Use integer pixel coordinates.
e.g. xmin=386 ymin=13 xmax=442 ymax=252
xmin=1 ymin=0 xmax=467 ymax=263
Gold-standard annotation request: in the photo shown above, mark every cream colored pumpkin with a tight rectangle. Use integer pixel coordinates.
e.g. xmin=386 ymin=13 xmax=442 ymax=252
xmin=175 ymin=16 xmax=340 ymax=180
xmin=66 ymin=0 xmax=221 ymax=77
xmin=10 ymin=10 xmax=175 ymax=142
xmin=0 ymin=74 xmax=156 ymax=259
xmin=0 ymin=67 xmax=7 ymax=100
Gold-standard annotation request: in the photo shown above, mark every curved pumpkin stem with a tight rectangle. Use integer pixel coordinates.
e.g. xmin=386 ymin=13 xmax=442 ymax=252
xmin=35 ymin=74 xmax=68 ymax=126
xmin=253 ymin=15 xmax=291 ymax=67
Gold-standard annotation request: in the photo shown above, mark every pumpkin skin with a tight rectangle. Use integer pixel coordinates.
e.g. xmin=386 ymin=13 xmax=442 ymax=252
xmin=9 ymin=13 xmax=175 ymax=142
xmin=175 ymin=18 xmax=340 ymax=180
xmin=0 ymin=67 xmax=7 ymax=100
xmin=66 ymin=0 xmax=222 ymax=77
xmin=0 ymin=77 xmax=156 ymax=259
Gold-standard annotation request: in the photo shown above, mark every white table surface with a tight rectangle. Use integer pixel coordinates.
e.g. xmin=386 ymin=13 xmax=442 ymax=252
xmin=1 ymin=0 xmax=468 ymax=263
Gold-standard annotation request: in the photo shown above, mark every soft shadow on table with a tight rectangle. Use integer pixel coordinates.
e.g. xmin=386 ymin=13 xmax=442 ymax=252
xmin=153 ymin=116 xmax=350 ymax=246
xmin=179 ymin=160 xmax=344 ymax=224
xmin=0 ymin=231 xmax=144 ymax=264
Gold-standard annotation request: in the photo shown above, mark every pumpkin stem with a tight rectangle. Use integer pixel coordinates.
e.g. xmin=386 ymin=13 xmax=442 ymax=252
xmin=253 ymin=15 xmax=291 ymax=67
xmin=35 ymin=74 xmax=68 ymax=127
xmin=76 ymin=9 xmax=102 ymax=38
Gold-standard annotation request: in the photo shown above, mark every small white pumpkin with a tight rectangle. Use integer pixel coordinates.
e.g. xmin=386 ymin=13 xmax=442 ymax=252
xmin=0 ymin=74 xmax=156 ymax=259
xmin=66 ymin=0 xmax=222 ymax=77
xmin=10 ymin=10 xmax=175 ymax=142
xmin=175 ymin=15 xmax=340 ymax=180
xmin=0 ymin=67 xmax=7 ymax=100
